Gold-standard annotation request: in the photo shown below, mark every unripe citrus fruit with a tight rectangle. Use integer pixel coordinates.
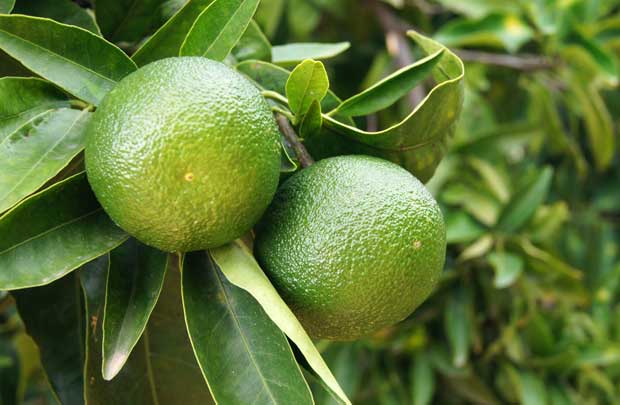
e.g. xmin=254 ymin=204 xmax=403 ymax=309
xmin=85 ymin=57 xmax=280 ymax=252
xmin=254 ymin=155 xmax=445 ymax=340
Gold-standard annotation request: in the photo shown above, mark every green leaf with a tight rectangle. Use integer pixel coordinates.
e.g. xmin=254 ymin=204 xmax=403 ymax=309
xmin=287 ymin=0 xmax=320 ymax=39
xmin=180 ymin=0 xmax=260 ymax=61
xmin=272 ymin=42 xmax=350 ymax=65
xmin=286 ymin=59 xmax=329 ymax=116
xmin=519 ymin=238 xmax=582 ymax=280
xmin=0 ymin=77 xmax=69 ymax=143
xmin=82 ymin=254 xmax=214 ymax=405
xmin=210 ymin=241 xmax=351 ymax=405
xmin=410 ymin=352 xmax=435 ymax=405
xmin=255 ymin=0 xmax=283 ymax=38
xmin=95 ymin=0 xmax=183 ymax=43
xmin=444 ymin=287 xmax=471 ymax=367
xmin=308 ymin=31 xmax=465 ymax=182
xmin=313 ymin=344 xmax=362 ymax=405
xmin=445 ymin=211 xmax=486 ymax=244
xmin=487 ymin=252 xmax=523 ymax=288
xmin=182 ymin=251 xmax=313 ymax=404
xmin=0 ymin=173 xmax=128 ymax=290
xmin=102 ymin=239 xmax=168 ymax=380
xmin=299 ymin=99 xmax=322 ymax=138
xmin=13 ymin=0 xmax=100 ymax=34
xmin=496 ymin=167 xmax=553 ymax=233
xmin=0 ymin=108 xmax=91 ymax=214
xmin=233 ymin=19 xmax=271 ymax=62
xmin=0 ymin=0 xmax=14 ymax=14
xmin=329 ymin=49 xmax=443 ymax=117
xmin=567 ymin=30 xmax=619 ymax=86
xmin=131 ymin=0 xmax=213 ymax=66
xmin=518 ymin=371 xmax=547 ymax=405
xmin=12 ymin=271 xmax=85 ymax=405
xmin=434 ymin=14 xmax=533 ymax=53
xmin=0 ymin=15 xmax=136 ymax=105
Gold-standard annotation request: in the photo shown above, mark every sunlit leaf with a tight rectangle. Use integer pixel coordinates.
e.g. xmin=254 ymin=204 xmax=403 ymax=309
xmin=272 ymin=42 xmax=350 ymax=65
xmin=286 ymin=59 xmax=329 ymax=116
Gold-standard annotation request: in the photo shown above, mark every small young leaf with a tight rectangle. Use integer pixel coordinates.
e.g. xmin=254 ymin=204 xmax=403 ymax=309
xmin=180 ymin=0 xmax=260 ymax=61
xmin=272 ymin=42 xmax=350 ymax=65
xmin=0 ymin=173 xmax=128 ymax=290
xmin=12 ymin=271 xmax=85 ymax=405
xmin=131 ymin=0 xmax=214 ymax=66
xmin=299 ymin=99 xmax=322 ymax=138
xmin=496 ymin=167 xmax=553 ymax=233
xmin=210 ymin=241 xmax=351 ymax=405
xmin=0 ymin=77 xmax=69 ymax=142
xmin=232 ymin=19 xmax=271 ymax=62
xmin=0 ymin=108 xmax=91 ymax=214
xmin=487 ymin=251 xmax=523 ymax=288
xmin=330 ymin=49 xmax=443 ymax=117
xmin=0 ymin=0 xmax=14 ymax=14
xmin=13 ymin=0 xmax=100 ymax=34
xmin=0 ymin=15 xmax=136 ymax=105
xmin=286 ymin=59 xmax=329 ymax=116
xmin=182 ymin=251 xmax=313 ymax=405
xmin=102 ymin=239 xmax=168 ymax=381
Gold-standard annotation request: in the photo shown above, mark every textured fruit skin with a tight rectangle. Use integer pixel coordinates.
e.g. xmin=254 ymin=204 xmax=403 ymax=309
xmin=85 ymin=57 xmax=281 ymax=252
xmin=254 ymin=155 xmax=446 ymax=340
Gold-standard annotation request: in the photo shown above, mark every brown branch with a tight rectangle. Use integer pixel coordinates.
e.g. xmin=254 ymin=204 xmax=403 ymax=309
xmin=372 ymin=1 xmax=426 ymax=108
xmin=456 ymin=49 xmax=555 ymax=71
xmin=276 ymin=114 xmax=315 ymax=168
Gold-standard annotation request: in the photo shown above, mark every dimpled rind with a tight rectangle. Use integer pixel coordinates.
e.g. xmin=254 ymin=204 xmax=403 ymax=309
xmin=254 ymin=155 xmax=446 ymax=340
xmin=85 ymin=57 xmax=281 ymax=252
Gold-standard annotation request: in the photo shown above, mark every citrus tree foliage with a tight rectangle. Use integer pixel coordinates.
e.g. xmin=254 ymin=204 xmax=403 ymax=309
xmin=0 ymin=0 xmax=464 ymax=404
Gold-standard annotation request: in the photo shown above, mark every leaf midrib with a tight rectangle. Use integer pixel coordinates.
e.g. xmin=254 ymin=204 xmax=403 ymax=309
xmin=197 ymin=0 xmax=253 ymax=58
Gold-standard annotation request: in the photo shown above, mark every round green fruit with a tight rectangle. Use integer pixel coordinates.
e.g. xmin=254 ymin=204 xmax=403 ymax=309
xmin=254 ymin=155 xmax=446 ymax=340
xmin=85 ymin=57 xmax=281 ymax=252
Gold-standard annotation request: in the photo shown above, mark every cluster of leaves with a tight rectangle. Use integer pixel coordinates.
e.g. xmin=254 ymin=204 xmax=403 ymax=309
xmin=0 ymin=0 xmax=466 ymax=404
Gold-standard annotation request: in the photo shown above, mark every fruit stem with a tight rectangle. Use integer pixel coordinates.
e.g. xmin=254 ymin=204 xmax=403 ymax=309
xmin=275 ymin=113 xmax=315 ymax=168
xmin=261 ymin=90 xmax=289 ymax=105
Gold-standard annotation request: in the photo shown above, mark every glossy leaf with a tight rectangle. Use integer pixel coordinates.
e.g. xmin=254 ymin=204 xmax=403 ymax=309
xmin=233 ymin=19 xmax=271 ymax=62
xmin=272 ymin=42 xmax=350 ymax=65
xmin=182 ymin=250 xmax=313 ymax=404
xmin=13 ymin=0 xmax=100 ymax=33
xmin=82 ymin=254 xmax=214 ymax=405
xmin=180 ymin=0 xmax=260 ymax=61
xmin=210 ymin=241 xmax=351 ymax=405
xmin=0 ymin=173 xmax=128 ymax=290
xmin=0 ymin=0 xmax=14 ymax=13
xmin=488 ymin=252 xmax=523 ymax=288
xmin=131 ymin=0 xmax=213 ymax=66
xmin=0 ymin=15 xmax=136 ymax=105
xmin=12 ymin=271 xmax=85 ymax=405
xmin=0 ymin=108 xmax=91 ymax=214
xmin=308 ymin=31 xmax=465 ymax=182
xmin=330 ymin=49 xmax=443 ymax=117
xmin=286 ymin=59 xmax=329 ymax=116
xmin=435 ymin=14 xmax=534 ymax=53
xmin=496 ymin=167 xmax=553 ymax=233
xmin=102 ymin=239 xmax=168 ymax=380
xmin=95 ymin=0 xmax=183 ymax=43
xmin=0 ymin=77 xmax=69 ymax=143
xmin=299 ymin=99 xmax=323 ymax=138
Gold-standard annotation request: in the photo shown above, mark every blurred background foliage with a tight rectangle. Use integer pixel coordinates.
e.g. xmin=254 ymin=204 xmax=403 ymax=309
xmin=1 ymin=0 xmax=619 ymax=404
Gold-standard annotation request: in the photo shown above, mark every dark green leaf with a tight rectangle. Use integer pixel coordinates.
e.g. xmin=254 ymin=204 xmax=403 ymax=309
xmin=210 ymin=241 xmax=351 ymax=404
xmin=496 ymin=167 xmax=553 ymax=233
xmin=272 ymin=42 xmax=350 ymax=65
xmin=487 ymin=252 xmax=523 ymax=288
xmin=233 ymin=19 xmax=271 ymax=62
xmin=0 ymin=173 xmax=128 ymax=290
xmin=182 ymin=250 xmax=313 ymax=404
xmin=180 ymin=0 xmax=260 ymax=61
xmin=299 ymin=99 xmax=322 ymax=138
xmin=286 ymin=59 xmax=329 ymax=116
xmin=254 ymin=0 xmax=283 ymax=38
xmin=0 ymin=77 xmax=69 ymax=143
xmin=0 ymin=108 xmax=91 ymax=213
xmin=13 ymin=271 xmax=85 ymax=405
xmin=102 ymin=239 xmax=168 ymax=380
xmin=307 ymin=31 xmax=465 ymax=182
xmin=330 ymin=49 xmax=443 ymax=117
xmin=0 ymin=15 xmax=136 ymax=105
xmin=13 ymin=0 xmax=100 ymax=34
xmin=82 ymin=254 xmax=214 ymax=405
xmin=444 ymin=287 xmax=471 ymax=367
xmin=95 ymin=0 xmax=184 ymax=43
xmin=314 ymin=344 xmax=363 ymax=405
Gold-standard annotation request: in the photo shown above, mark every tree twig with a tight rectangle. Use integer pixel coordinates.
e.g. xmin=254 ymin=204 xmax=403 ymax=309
xmin=276 ymin=113 xmax=315 ymax=168
xmin=456 ymin=49 xmax=555 ymax=71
